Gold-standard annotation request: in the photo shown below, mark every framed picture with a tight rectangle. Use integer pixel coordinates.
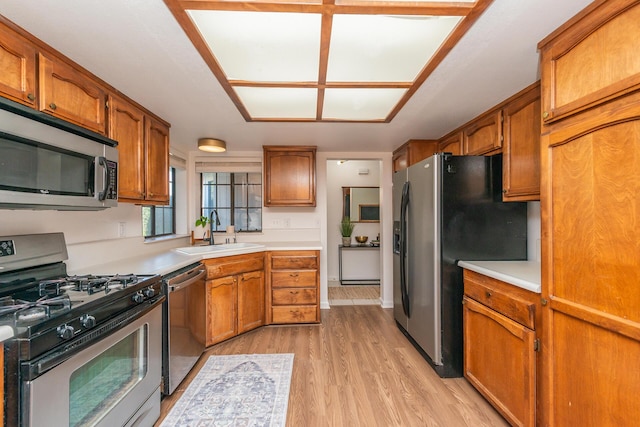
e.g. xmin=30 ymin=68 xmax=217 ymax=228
xmin=359 ymin=204 xmax=380 ymax=222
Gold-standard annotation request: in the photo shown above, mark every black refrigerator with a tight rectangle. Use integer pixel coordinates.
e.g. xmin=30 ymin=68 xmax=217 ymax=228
xmin=392 ymin=153 xmax=527 ymax=377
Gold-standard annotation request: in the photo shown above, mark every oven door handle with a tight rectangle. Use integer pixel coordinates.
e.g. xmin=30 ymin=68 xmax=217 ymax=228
xmin=26 ymin=297 xmax=164 ymax=379
xmin=167 ymin=268 xmax=205 ymax=292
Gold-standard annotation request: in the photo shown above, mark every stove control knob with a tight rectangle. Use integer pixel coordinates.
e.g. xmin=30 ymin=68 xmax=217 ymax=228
xmin=132 ymin=291 xmax=145 ymax=304
xmin=80 ymin=314 xmax=96 ymax=329
xmin=142 ymin=287 xmax=155 ymax=298
xmin=57 ymin=324 xmax=75 ymax=340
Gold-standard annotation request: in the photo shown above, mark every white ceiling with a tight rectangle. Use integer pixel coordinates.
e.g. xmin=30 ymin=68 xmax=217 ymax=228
xmin=0 ymin=0 xmax=592 ymax=154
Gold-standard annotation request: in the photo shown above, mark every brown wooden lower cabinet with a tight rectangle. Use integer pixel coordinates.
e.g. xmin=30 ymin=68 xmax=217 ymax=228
xmin=462 ymin=269 xmax=540 ymax=427
xmin=204 ymin=253 xmax=264 ymax=346
xmin=267 ymin=250 xmax=320 ymax=324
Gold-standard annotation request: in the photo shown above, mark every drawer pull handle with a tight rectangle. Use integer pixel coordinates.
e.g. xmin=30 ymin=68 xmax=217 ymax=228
xmin=485 ymin=291 xmax=492 ymax=298
xmin=289 ymin=273 xmax=299 ymax=277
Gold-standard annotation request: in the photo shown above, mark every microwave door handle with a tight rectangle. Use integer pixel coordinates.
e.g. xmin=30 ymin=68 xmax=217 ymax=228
xmin=97 ymin=156 xmax=109 ymax=201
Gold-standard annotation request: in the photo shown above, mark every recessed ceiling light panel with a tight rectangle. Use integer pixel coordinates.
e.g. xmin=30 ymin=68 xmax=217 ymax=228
xmin=188 ymin=10 xmax=322 ymax=82
xmin=327 ymin=14 xmax=462 ymax=82
xmin=235 ymin=87 xmax=317 ymax=119
xmin=323 ymin=88 xmax=408 ymax=120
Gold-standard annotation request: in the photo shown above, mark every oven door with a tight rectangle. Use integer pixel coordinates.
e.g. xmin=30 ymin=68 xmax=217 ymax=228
xmin=23 ymin=303 xmax=162 ymax=427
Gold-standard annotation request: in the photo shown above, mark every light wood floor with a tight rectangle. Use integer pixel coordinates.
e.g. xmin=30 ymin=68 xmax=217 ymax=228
xmin=328 ymin=285 xmax=379 ymax=305
xmin=157 ymin=306 xmax=507 ymax=427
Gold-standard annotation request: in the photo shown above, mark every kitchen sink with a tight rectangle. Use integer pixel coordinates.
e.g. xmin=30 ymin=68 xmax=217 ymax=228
xmin=175 ymin=242 xmax=265 ymax=255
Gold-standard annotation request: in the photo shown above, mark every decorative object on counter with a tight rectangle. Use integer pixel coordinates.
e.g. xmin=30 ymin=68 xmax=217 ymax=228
xmin=159 ymin=353 xmax=293 ymax=427
xmin=195 ymin=215 xmax=210 ymax=241
xmin=198 ymin=137 xmax=226 ymax=152
xmin=225 ymin=225 xmax=237 ymax=244
xmin=339 ymin=216 xmax=355 ymax=246
xmin=355 ymin=235 xmax=368 ymax=246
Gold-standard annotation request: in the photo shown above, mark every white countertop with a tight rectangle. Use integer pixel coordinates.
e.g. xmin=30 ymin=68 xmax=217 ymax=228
xmin=457 ymin=260 xmax=541 ymax=293
xmin=69 ymin=241 xmax=323 ymax=276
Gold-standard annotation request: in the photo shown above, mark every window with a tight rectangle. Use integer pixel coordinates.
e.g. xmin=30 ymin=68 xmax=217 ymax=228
xmin=201 ymin=172 xmax=262 ymax=232
xmin=142 ymin=168 xmax=175 ymax=238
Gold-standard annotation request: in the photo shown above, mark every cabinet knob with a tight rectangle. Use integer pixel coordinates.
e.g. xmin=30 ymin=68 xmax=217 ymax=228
xmin=542 ymin=111 xmax=549 ymax=119
xmin=485 ymin=291 xmax=492 ymax=298
xmin=27 ymin=93 xmax=35 ymax=101
xmin=49 ymin=102 xmax=57 ymax=110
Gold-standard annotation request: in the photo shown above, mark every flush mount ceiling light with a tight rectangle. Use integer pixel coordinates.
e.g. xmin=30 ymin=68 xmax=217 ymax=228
xmin=198 ymin=138 xmax=227 ymax=153
xmin=164 ymin=0 xmax=492 ymax=123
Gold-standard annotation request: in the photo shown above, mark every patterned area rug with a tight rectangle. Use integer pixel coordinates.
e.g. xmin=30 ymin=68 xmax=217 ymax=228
xmin=160 ymin=353 xmax=294 ymax=427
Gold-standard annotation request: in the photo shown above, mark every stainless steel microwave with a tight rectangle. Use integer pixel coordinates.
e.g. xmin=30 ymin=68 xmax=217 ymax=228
xmin=0 ymin=105 xmax=118 ymax=210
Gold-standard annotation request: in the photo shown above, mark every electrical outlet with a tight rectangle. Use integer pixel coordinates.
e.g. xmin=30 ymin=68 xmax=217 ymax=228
xmin=118 ymin=222 xmax=126 ymax=237
xmin=283 ymin=218 xmax=290 ymax=228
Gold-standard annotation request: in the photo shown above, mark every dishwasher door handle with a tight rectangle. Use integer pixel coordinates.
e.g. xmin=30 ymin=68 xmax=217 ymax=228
xmin=168 ymin=268 xmax=206 ymax=292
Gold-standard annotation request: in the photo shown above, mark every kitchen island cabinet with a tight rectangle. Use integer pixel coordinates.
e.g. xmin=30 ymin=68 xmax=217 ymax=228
xmin=203 ymin=252 xmax=265 ymax=346
xmin=462 ymin=268 xmax=540 ymax=427
xmin=538 ymin=1 xmax=640 ymax=425
xmin=266 ymin=250 xmax=320 ymax=324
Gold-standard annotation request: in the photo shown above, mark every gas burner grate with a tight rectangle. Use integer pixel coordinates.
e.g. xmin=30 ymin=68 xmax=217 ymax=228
xmin=0 ymin=294 xmax=72 ymax=326
xmin=64 ymin=274 xmax=140 ymax=295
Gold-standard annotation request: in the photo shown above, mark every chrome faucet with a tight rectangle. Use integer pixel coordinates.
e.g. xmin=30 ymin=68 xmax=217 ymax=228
xmin=209 ymin=209 xmax=221 ymax=245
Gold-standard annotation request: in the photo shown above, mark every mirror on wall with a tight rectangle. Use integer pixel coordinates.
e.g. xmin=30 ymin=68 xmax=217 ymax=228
xmin=342 ymin=187 xmax=380 ymax=222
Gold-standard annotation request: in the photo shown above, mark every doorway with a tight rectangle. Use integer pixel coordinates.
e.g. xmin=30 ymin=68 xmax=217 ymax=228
xmin=325 ymin=159 xmax=382 ymax=306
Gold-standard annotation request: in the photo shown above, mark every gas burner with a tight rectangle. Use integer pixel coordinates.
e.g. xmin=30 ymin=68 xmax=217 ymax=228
xmin=63 ymin=274 xmax=139 ymax=295
xmin=0 ymin=294 xmax=71 ymax=327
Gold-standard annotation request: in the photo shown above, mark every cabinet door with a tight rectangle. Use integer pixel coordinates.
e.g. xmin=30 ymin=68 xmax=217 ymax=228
xmin=206 ymin=276 xmax=237 ymax=346
xmin=237 ymin=270 xmax=265 ymax=334
xmin=541 ymin=93 xmax=640 ymax=426
xmin=502 ymin=83 xmax=541 ymax=201
xmin=38 ymin=53 xmax=106 ymax=134
xmin=539 ymin=1 xmax=640 ymax=123
xmin=108 ymin=95 xmax=145 ymax=201
xmin=438 ymin=132 xmax=462 ymax=155
xmin=392 ymin=145 xmax=408 ymax=172
xmin=463 ymin=297 xmax=536 ymax=427
xmin=263 ymin=146 xmax=316 ymax=206
xmin=463 ymin=110 xmax=502 ymax=155
xmin=144 ymin=116 xmax=170 ymax=204
xmin=0 ymin=24 xmax=37 ymax=107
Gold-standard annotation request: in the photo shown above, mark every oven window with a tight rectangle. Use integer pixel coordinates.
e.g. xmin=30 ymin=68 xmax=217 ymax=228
xmin=68 ymin=324 xmax=148 ymax=427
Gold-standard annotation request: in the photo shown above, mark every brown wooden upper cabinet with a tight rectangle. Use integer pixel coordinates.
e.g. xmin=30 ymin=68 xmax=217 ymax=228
xmin=539 ymin=0 xmax=640 ymax=124
xmin=38 ymin=52 xmax=107 ymax=135
xmin=463 ymin=110 xmax=503 ymax=155
xmin=109 ymin=95 xmax=170 ymax=205
xmin=0 ymin=22 xmax=37 ymax=107
xmin=502 ymin=82 xmax=541 ymax=201
xmin=438 ymin=132 xmax=462 ymax=155
xmin=392 ymin=139 xmax=438 ymax=172
xmin=263 ymin=145 xmax=316 ymax=207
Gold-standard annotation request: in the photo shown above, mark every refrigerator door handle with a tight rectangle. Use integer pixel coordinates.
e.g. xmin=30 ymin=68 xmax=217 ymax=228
xmin=400 ymin=181 xmax=411 ymax=317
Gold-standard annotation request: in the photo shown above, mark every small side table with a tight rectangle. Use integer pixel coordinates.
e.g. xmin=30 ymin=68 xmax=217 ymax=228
xmin=338 ymin=244 xmax=381 ymax=285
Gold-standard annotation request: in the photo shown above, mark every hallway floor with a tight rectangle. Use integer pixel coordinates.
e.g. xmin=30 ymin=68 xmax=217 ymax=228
xmin=328 ymin=281 xmax=379 ymax=305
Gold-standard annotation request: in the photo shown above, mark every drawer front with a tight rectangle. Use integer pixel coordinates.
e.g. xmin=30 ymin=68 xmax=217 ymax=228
xmin=272 ymin=288 xmax=317 ymax=305
xmin=464 ymin=271 xmax=535 ymax=329
xmin=271 ymin=252 xmax=318 ymax=270
xmin=271 ymin=270 xmax=317 ymax=288
xmin=271 ymin=305 xmax=318 ymax=324
xmin=205 ymin=253 xmax=264 ymax=279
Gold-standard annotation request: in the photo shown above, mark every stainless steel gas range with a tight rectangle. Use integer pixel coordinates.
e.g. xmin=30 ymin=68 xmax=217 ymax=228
xmin=0 ymin=233 xmax=164 ymax=427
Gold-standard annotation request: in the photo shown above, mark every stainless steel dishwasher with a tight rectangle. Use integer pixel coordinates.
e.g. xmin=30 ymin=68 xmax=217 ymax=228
xmin=162 ymin=262 xmax=207 ymax=395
